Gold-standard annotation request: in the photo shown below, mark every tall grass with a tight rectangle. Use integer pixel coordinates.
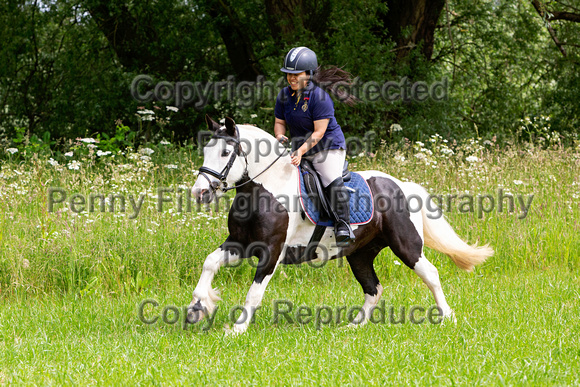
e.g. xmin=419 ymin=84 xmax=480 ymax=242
xmin=1 ymin=136 xmax=579 ymax=296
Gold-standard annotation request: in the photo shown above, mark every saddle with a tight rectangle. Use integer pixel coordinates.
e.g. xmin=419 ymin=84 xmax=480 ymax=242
xmin=300 ymin=159 xmax=352 ymax=224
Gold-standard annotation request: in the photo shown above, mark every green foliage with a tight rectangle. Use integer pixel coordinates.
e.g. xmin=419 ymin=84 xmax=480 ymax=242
xmin=0 ymin=0 xmax=579 ymax=149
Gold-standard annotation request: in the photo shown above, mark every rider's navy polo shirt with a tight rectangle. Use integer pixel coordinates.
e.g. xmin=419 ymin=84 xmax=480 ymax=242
xmin=275 ymin=83 xmax=346 ymax=156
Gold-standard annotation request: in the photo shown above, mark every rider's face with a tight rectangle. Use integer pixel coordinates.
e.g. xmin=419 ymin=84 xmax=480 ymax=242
xmin=287 ymin=72 xmax=309 ymax=91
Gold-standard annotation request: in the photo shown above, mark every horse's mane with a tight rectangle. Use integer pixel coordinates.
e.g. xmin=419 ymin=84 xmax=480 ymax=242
xmin=237 ymin=124 xmax=274 ymax=138
xmin=236 ymin=124 xmax=279 ymax=145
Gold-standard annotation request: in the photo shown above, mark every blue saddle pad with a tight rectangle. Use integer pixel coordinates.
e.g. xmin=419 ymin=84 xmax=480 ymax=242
xmin=298 ymin=168 xmax=374 ymax=226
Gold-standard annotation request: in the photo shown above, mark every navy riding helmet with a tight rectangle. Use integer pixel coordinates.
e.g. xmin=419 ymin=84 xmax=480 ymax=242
xmin=280 ymin=47 xmax=318 ymax=75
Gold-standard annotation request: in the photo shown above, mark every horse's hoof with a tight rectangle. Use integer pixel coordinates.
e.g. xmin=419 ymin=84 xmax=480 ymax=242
xmin=224 ymin=323 xmax=246 ymax=336
xmin=441 ymin=311 xmax=457 ymax=326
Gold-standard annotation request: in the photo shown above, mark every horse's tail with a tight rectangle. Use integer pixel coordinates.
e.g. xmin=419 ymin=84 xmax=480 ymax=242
xmin=409 ymin=183 xmax=494 ymax=271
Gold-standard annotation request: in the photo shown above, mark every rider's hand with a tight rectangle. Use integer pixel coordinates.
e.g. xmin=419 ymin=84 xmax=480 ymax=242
xmin=276 ymin=134 xmax=288 ymax=144
xmin=290 ymin=150 xmax=303 ymax=166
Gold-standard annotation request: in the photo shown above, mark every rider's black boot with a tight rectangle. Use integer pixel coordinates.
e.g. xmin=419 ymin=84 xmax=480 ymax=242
xmin=325 ymin=177 xmax=355 ymax=246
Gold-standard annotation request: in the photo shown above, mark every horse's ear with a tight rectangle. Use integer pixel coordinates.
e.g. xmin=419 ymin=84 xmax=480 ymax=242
xmin=205 ymin=114 xmax=220 ymax=132
xmin=224 ymin=117 xmax=237 ymax=137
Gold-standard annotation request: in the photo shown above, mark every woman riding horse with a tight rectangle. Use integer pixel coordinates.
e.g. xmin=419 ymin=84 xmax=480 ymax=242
xmin=274 ymin=47 xmax=357 ymax=245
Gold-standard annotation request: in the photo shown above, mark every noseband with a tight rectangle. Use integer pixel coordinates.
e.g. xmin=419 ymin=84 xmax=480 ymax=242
xmin=198 ymin=127 xmax=288 ymax=193
xmin=198 ymin=127 xmax=246 ymax=192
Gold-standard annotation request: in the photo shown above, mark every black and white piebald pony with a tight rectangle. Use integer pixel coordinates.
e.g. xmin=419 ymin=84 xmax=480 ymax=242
xmin=189 ymin=116 xmax=493 ymax=334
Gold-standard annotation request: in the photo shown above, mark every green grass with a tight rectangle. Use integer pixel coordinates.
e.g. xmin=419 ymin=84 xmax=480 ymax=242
xmin=1 ymin=269 xmax=579 ymax=385
xmin=1 ymin=137 xmax=579 ymax=385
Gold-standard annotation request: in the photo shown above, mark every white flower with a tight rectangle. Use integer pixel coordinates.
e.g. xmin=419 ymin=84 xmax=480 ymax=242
xmin=140 ymin=115 xmax=155 ymax=121
xmin=64 ymin=151 xmax=73 ymax=157
xmin=414 ymin=153 xmax=426 ymax=160
xmin=48 ymin=158 xmax=59 ymax=166
xmin=67 ymin=160 xmax=81 ymax=170
xmin=140 ymin=155 xmax=151 ymax=162
xmin=139 ymin=148 xmax=154 ymax=155
xmin=441 ymin=148 xmax=454 ymax=155
xmin=415 ymin=141 xmax=424 ymax=147
xmin=394 ymin=154 xmax=406 ymax=162
xmin=165 ymin=164 xmax=178 ymax=169
xmin=513 ymin=180 xmax=523 ymax=185
xmin=393 ymin=260 xmax=401 ymax=266
xmin=160 ymin=140 xmax=170 ymax=145
xmin=250 ymin=114 xmax=258 ymax=118
xmin=137 ymin=109 xmax=155 ymax=115
xmin=80 ymin=138 xmax=97 ymax=143
xmin=87 ymin=144 xmax=98 ymax=149
xmin=6 ymin=148 xmax=18 ymax=154
xmin=390 ymin=123 xmax=403 ymax=132
xmin=166 ymin=106 xmax=179 ymax=112
xmin=483 ymin=140 xmax=493 ymax=146
xmin=466 ymin=155 xmax=479 ymax=163
xmin=97 ymin=150 xmax=112 ymax=157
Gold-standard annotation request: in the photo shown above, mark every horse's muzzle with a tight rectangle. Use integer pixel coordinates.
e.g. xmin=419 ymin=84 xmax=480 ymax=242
xmin=193 ymin=182 xmax=219 ymax=204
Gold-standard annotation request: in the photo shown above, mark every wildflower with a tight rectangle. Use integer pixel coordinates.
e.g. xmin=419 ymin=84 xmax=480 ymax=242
xmin=441 ymin=148 xmax=454 ymax=155
xmin=390 ymin=123 xmax=403 ymax=132
xmin=97 ymin=150 xmax=112 ymax=157
xmin=414 ymin=153 xmax=426 ymax=160
xmin=65 ymin=151 xmax=73 ymax=157
xmin=137 ymin=109 xmax=155 ymax=115
xmin=513 ymin=180 xmax=523 ymax=185
xmin=393 ymin=260 xmax=401 ymax=266
xmin=48 ymin=158 xmax=59 ymax=166
xmin=165 ymin=164 xmax=179 ymax=169
xmin=140 ymin=115 xmax=155 ymax=121
xmin=466 ymin=155 xmax=479 ymax=163
xmin=87 ymin=144 xmax=98 ymax=149
xmin=6 ymin=148 xmax=18 ymax=154
xmin=250 ymin=114 xmax=258 ymax=119
xmin=80 ymin=138 xmax=97 ymax=143
xmin=160 ymin=140 xmax=170 ymax=145
xmin=139 ymin=148 xmax=154 ymax=155
xmin=166 ymin=106 xmax=179 ymax=112
xmin=394 ymin=154 xmax=406 ymax=162
xmin=67 ymin=160 xmax=81 ymax=170
xmin=415 ymin=141 xmax=424 ymax=147
xmin=140 ymin=155 xmax=151 ymax=162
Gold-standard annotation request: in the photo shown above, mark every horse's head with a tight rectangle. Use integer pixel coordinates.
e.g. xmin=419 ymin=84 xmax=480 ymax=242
xmin=192 ymin=115 xmax=247 ymax=203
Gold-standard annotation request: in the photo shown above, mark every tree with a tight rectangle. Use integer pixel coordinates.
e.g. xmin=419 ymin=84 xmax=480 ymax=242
xmin=531 ymin=0 xmax=580 ymax=58
xmin=376 ymin=0 xmax=446 ymax=62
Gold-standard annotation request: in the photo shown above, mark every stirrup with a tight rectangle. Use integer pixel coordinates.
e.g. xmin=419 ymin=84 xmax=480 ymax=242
xmin=335 ymin=221 xmax=355 ymax=246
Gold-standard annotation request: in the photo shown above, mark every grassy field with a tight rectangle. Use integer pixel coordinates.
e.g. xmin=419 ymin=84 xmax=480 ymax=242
xmin=1 ymin=136 xmax=579 ymax=385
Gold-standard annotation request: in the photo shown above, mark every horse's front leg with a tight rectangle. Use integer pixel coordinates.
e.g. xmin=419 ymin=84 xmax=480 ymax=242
xmin=188 ymin=242 xmax=240 ymax=324
xmin=230 ymin=243 xmax=287 ymax=334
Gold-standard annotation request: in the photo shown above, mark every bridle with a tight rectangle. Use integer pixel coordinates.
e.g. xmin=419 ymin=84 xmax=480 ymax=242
xmin=197 ymin=127 xmax=289 ymax=193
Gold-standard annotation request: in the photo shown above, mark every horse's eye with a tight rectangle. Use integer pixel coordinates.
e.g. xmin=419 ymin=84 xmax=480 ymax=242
xmin=222 ymin=149 xmax=231 ymax=157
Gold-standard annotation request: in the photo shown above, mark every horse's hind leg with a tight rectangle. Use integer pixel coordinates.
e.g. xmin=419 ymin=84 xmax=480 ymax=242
xmin=413 ymin=253 xmax=454 ymax=320
xmin=346 ymin=242 xmax=384 ymax=326
xmin=389 ymin=233 xmax=454 ymax=320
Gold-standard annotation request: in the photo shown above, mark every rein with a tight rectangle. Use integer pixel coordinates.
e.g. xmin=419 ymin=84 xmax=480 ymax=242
xmin=198 ymin=127 xmax=289 ymax=193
